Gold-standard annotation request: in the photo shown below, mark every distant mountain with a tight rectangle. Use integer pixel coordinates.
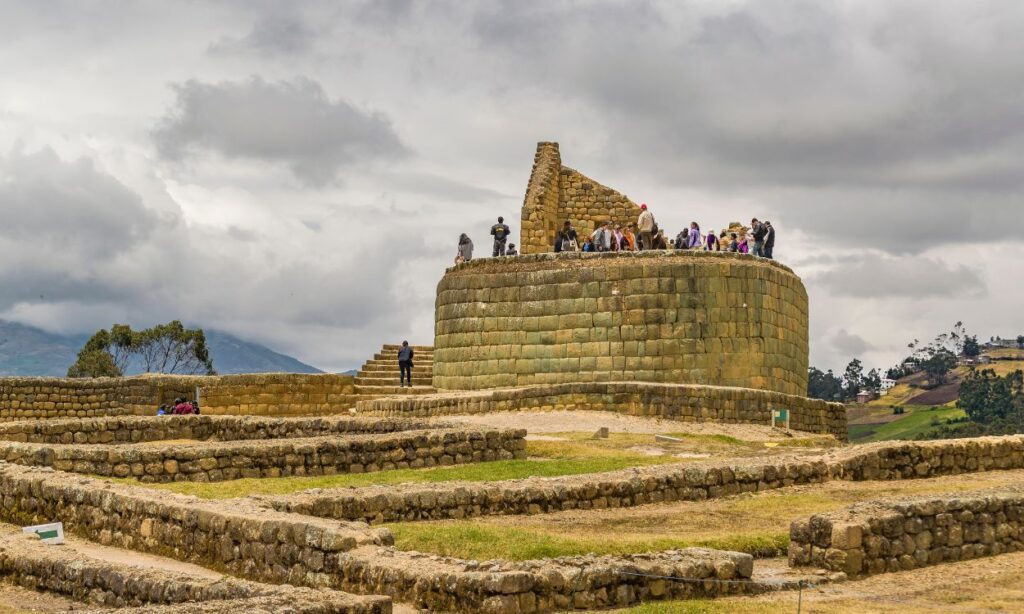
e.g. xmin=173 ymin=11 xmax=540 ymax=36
xmin=0 ymin=320 xmax=323 ymax=376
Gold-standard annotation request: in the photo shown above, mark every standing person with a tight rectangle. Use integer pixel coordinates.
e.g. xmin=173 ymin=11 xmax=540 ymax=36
xmin=637 ymin=204 xmax=655 ymax=250
xmin=750 ymin=218 xmax=767 ymax=257
xmin=611 ymin=225 xmax=624 ymax=252
xmin=591 ymin=221 xmax=612 ymax=252
xmin=687 ymin=222 xmax=702 ymax=249
xmin=490 ymin=216 xmax=511 ymax=257
xmin=554 ymin=221 xmax=578 ymax=252
xmin=506 ymin=243 xmax=518 ymax=256
xmin=456 ymin=233 xmax=473 ymax=264
xmin=397 ymin=340 xmax=414 ymax=388
xmin=764 ymin=221 xmax=776 ymax=259
xmin=728 ymin=232 xmax=739 ymax=252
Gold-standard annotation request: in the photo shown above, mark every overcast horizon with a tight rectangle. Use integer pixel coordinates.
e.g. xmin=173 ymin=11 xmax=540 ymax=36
xmin=2 ymin=0 xmax=1022 ymax=374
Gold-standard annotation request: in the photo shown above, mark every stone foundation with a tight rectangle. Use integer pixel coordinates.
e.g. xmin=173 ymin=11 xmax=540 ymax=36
xmin=0 ymin=415 xmax=438 ymax=444
xmin=270 ymin=436 xmax=1024 ymax=524
xmin=0 ymin=528 xmax=388 ymax=612
xmin=356 ymin=381 xmax=846 ymax=440
xmin=0 ymin=373 xmax=359 ymax=420
xmin=0 ymin=462 xmax=773 ymax=612
xmin=435 ymin=251 xmax=810 ymax=397
xmin=789 ymin=487 xmax=1024 ymax=577
xmin=0 ymin=427 xmax=527 ymax=483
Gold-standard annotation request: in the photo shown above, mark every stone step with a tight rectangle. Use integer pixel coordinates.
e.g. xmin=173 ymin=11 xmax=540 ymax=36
xmin=381 ymin=344 xmax=434 ymax=352
xmin=355 ymin=385 xmax=436 ymax=396
xmin=354 ymin=376 xmax=433 ymax=386
xmin=363 ymin=360 xmax=434 ymax=369
xmin=358 ymin=365 xmax=434 ymax=374
xmin=373 ymin=354 xmax=435 ymax=362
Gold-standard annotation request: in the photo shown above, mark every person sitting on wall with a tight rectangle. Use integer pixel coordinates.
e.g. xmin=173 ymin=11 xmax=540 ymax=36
xmin=653 ymin=230 xmax=669 ymax=249
xmin=582 ymin=237 xmax=595 ymax=252
xmin=156 ymin=404 xmax=169 ymax=416
xmin=490 ymin=216 xmax=511 ymax=257
xmin=621 ymin=224 xmax=637 ymax=251
xmin=172 ymin=397 xmax=196 ymax=415
xmin=637 ymin=204 xmax=655 ymax=250
xmin=506 ymin=243 xmax=518 ymax=256
xmin=728 ymin=232 xmax=739 ymax=252
xmin=554 ymin=220 xmax=578 ymax=252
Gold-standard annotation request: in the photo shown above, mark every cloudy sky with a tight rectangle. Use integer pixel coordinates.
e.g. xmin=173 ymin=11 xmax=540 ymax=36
xmin=2 ymin=0 xmax=1022 ymax=373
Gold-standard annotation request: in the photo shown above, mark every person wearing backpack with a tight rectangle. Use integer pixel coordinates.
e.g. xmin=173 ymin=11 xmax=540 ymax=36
xmin=554 ymin=221 xmax=578 ymax=252
xmin=490 ymin=216 xmax=511 ymax=257
xmin=397 ymin=340 xmax=414 ymax=387
xmin=637 ymin=204 xmax=655 ymax=250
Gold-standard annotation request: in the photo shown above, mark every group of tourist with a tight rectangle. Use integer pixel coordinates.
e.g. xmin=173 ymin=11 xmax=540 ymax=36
xmin=156 ymin=397 xmax=200 ymax=415
xmin=454 ymin=208 xmax=777 ymax=263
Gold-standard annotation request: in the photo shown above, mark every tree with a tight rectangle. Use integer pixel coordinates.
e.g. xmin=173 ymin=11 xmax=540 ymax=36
xmin=921 ymin=348 xmax=957 ymax=386
xmin=962 ymin=335 xmax=981 ymax=358
xmin=1017 ymin=335 xmax=1024 ymax=349
xmin=808 ymin=367 xmax=843 ymax=401
xmin=133 ymin=321 xmax=215 ymax=375
xmin=863 ymin=368 xmax=882 ymax=394
xmin=843 ymin=359 xmax=864 ymax=400
xmin=958 ymin=369 xmax=1024 ymax=433
xmin=66 ymin=349 xmax=122 ymax=378
xmin=67 ymin=321 xmax=215 ymax=378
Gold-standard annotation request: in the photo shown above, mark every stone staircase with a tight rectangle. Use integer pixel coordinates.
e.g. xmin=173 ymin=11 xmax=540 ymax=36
xmin=353 ymin=344 xmax=436 ymax=397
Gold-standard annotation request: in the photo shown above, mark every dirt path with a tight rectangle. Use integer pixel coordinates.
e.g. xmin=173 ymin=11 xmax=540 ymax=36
xmin=440 ymin=410 xmax=816 ymax=441
xmin=62 ymin=535 xmax=223 ymax=581
xmin=0 ymin=583 xmax=83 ymax=613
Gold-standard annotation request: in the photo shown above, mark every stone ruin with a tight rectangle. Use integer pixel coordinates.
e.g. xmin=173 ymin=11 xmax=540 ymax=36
xmin=0 ymin=142 xmax=1019 ymax=612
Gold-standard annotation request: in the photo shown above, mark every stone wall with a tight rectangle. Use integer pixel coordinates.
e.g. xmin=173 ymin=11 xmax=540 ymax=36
xmin=0 ymin=415 xmax=437 ymax=444
xmin=357 ymin=381 xmax=845 ymax=439
xmin=0 ymin=462 xmax=775 ymax=613
xmin=0 ymin=373 xmax=359 ymax=420
xmin=0 ymin=428 xmax=527 ymax=482
xmin=434 ymin=251 xmax=810 ymax=396
xmin=270 ymin=436 xmax=1024 ymax=525
xmin=0 ymin=529 xmax=388 ymax=612
xmin=519 ymin=142 xmax=642 ymax=255
xmin=789 ymin=487 xmax=1024 ymax=577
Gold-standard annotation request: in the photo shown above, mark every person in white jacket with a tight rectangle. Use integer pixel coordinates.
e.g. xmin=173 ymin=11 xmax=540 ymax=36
xmin=637 ymin=204 xmax=655 ymax=250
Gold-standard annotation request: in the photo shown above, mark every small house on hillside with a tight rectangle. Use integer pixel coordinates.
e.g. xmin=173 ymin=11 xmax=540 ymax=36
xmin=880 ymin=378 xmax=896 ymax=395
xmin=978 ymin=354 xmax=993 ymax=365
xmin=856 ymin=390 xmax=878 ymax=404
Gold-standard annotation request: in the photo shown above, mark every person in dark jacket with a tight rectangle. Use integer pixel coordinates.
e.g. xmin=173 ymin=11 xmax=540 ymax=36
xmin=763 ymin=221 xmax=776 ymax=259
xmin=750 ymin=218 xmax=768 ymax=257
xmin=490 ymin=217 xmax=511 ymax=257
xmin=554 ymin=221 xmax=578 ymax=252
xmin=397 ymin=341 xmax=414 ymax=387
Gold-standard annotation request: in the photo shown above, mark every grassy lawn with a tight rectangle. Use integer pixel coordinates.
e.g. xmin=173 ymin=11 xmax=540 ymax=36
xmin=120 ymin=438 xmax=677 ymax=499
xmin=385 ymin=468 xmax=1024 ymax=561
xmin=848 ymin=405 xmax=965 ymax=443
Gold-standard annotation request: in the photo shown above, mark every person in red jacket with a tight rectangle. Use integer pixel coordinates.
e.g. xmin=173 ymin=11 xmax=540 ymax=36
xmin=172 ymin=397 xmax=196 ymax=415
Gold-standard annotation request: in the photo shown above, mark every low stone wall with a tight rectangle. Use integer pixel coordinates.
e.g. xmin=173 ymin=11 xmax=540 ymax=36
xmin=356 ymin=381 xmax=847 ymax=440
xmin=0 ymin=415 xmax=438 ymax=444
xmin=0 ymin=529 xmax=388 ymax=613
xmin=271 ymin=436 xmax=1024 ymax=524
xmin=0 ymin=462 xmax=776 ymax=612
xmin=0 ymin=373 xmax=359 ymax=421
xmin=0 ymin=428 xmax=527 ymax=482
xmin=789 ymin=487 xmax=1024 ymax=577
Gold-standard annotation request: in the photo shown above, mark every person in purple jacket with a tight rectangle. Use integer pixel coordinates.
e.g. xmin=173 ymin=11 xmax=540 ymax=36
xmin=687 ymin=222 xmax=702 ymax=249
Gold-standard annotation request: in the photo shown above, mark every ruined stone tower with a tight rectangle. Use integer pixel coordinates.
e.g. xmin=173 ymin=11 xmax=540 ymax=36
xmin=519 ymin=142 xmax=643 ymax=254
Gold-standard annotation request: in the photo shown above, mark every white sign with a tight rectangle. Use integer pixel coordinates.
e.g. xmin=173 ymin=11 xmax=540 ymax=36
xmin=23 ymin=522 xmax=64 ymax=545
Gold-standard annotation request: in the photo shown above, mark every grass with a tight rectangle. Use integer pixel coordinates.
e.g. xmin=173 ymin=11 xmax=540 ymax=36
xmin=387 ymin=523 xmax=788 ymax=561
xmin=848 ymin=405 xmax=965 ymax=443
xmin=385 ymin=468 xmax=1024 ymax=562
xmin=119 ymin=438 xmax=676 ymax=499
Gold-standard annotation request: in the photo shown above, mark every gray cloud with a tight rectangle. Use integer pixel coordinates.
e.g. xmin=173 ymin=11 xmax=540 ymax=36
xmin=153 ymin=76 xmax=407 ymax=185
xmin=830 ymin=329 xmax=871 ymax=357
xmin=209 ymin=13 xmax=314 ymax=56
xmin=809 ymin=253 xmax=987 ymax=299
